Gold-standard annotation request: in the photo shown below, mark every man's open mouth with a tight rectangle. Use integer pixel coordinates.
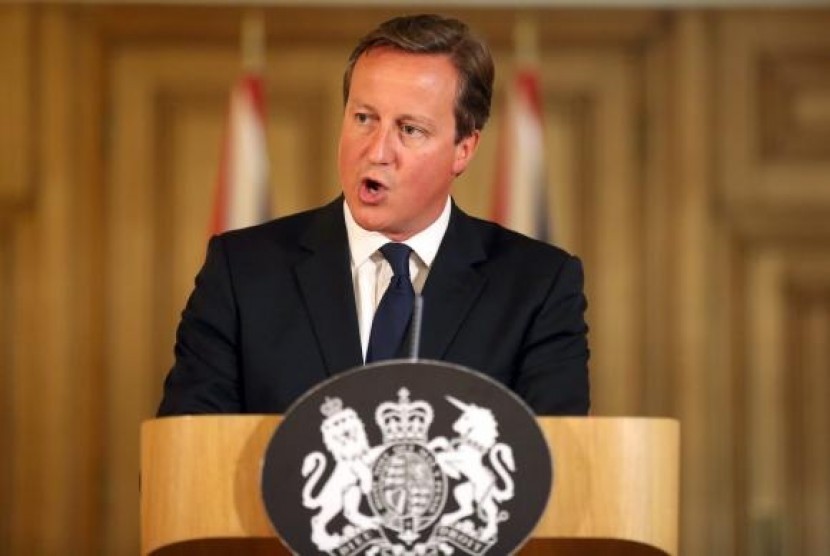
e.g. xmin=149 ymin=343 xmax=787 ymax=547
xmin=363 ymin=178 xmax=384 ymax=192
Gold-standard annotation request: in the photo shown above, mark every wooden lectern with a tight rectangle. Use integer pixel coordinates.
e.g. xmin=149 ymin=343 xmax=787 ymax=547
xmin=141 ymin=416 xmax=679 ymax=555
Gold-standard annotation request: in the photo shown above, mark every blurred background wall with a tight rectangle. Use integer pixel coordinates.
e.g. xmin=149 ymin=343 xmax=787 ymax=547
xmin=1 ymin=2 xmax=829 ymax=555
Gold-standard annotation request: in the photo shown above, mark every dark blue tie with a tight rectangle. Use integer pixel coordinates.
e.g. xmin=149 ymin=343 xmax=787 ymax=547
xmin=366 ymin=243 xmax=414 ymax=363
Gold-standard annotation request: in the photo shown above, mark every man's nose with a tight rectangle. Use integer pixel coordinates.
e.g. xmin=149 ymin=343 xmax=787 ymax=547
xmin=367 ymin=125 xmax=395 ymax=164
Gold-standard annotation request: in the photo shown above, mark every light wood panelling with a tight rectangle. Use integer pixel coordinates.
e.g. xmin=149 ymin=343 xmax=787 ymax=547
xmin=716 ymin=11 xmax=830 ymax=556
xmin=761 ymin=52 xmax=830 ymax=160
xmin=669 ymin=12 xmax=723 ymax=556
xmin=540 ymin=48 xmax=648 ymax=416
xmin=0 ymin=5 xmax=32 ymax=210
xmin=10 ymin=10 xmax=72 ymax=554
xmin=0 ymin=224 xmax=10 ymax=554
xmin=787 ymin=268 xmax=830 ymax=556
xmin=481 ymin=43 xmax=656 ymax=417
xmin=729 ymin=245 xmax=830 ymax=555
xmin=0 ymin=16 xmax=31 ymax=519
xmin=4 ymin=7 xmax=103 ymax=554
xmin=720 ymin=10 xmax=830 ymax=210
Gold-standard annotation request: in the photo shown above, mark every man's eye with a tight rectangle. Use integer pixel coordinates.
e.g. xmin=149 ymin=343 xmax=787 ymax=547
xmin=401 ymin=124 xmax=424 ymax=137
xmin=355 ymin=113 xmax=370 ymax=124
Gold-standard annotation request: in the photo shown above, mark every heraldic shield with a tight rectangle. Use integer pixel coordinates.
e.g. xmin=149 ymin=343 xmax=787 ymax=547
xmin=261 ymin=361 xmax=553 ymax=556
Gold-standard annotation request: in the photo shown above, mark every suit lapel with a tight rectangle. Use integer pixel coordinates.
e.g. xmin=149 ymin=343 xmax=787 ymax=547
xmin=419 ymin=204 xmax=487 ymax=359
xmin=294 ymin=199 xmax=363 ymax=375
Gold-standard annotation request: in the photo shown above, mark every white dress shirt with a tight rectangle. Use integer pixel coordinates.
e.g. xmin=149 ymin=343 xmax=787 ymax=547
xmin=344 ymin=197 xmax=451 ymax=361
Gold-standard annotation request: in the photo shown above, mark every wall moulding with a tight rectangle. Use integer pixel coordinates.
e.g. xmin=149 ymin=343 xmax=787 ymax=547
xmin=30 ymin=0 xmax=830 ymax=7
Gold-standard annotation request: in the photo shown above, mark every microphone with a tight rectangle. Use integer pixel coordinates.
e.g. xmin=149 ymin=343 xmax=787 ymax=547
xmin=407 ymin=294 xmax=424 ymax=360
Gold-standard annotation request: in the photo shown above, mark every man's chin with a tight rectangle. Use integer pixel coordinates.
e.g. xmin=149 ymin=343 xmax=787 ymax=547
xmin=351 ymin=207 xmax=388 ymax=233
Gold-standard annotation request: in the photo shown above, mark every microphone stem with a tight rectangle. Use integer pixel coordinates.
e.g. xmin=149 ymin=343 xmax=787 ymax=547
xmin=408 ymin=295 xmax=423 ymax=360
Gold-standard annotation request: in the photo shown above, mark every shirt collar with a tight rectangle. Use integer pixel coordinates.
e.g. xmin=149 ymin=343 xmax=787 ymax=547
xmin=343 ymin=197 xmax=452 ymax=268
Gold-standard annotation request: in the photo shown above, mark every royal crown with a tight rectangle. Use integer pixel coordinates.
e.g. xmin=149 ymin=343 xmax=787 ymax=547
xmin=320 ymin=396 xmax=344 ymax=417
xmin=375 ymin=388 xmax=434 ymax=443
xmin=320 ymin=396 xmax=363 ymax=440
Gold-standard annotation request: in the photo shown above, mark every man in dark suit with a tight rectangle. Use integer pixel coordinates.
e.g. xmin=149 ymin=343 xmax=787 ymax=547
xmin=158 ymin=14 xmax=589 ymax=417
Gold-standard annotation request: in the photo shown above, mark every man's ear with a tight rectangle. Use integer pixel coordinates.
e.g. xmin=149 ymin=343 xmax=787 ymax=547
xmin=452 ymin=130 xmax=481 ymax=177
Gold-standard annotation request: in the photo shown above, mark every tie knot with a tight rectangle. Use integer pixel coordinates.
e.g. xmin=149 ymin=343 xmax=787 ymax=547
xmin=379 ymin=243 xmax=412 ymax=278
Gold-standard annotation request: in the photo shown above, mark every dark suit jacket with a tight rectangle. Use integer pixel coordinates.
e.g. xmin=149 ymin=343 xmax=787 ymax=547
xmin=158 ymin=198 xmax=589 ymax=416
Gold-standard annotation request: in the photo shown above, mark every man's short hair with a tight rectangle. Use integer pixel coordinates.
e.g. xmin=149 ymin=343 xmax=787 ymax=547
xmin=342 ymin=14 xmax=494 ymax=143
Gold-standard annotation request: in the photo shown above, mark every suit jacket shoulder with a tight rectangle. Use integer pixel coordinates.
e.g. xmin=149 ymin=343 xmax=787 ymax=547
xmin=421 ymin=203 xmax=589 ymax=415
xmin=158 ymin=198 xmax=361 ymax=415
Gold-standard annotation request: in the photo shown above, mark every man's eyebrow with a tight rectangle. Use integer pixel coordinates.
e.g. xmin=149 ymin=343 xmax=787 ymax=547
xmin=347 ymin=101 xmax=436 ymax=128
xmin=398 ymin=114 xmax=437 ymax=131
xmin=348 ymin=100 xmax=377 ymax=112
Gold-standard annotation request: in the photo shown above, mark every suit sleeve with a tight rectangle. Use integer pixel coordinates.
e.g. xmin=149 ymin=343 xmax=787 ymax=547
xmin=157 ymin=236 xmax=243 ymax=415
xmin=512 ymin=255 xmax=590 ymax=415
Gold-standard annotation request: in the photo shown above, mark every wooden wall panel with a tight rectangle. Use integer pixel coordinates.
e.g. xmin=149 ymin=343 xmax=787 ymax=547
xmin=729 ymin=244 xmax=830 ymax=555
xmin=0 ymin=15 xmax=34 ymax=542
xmin=545 ymin=49 xmax=647 ymax=415
xmin=0 ymin=224 xmax=10 ymax=555
xmin=761 ymin=52 xmax=830 ymax=160
xmin=717 ymin=10 xmax=830 ymax=556
xmin=0 ymin=15 xmax=27 ymax=551
xmin=667 ymin=12 xmax=721 ymax=555
xmin=0 ymin=5 xmax=32 ymax=210
xmin=3 ymin=6 xmax=104 ymax=554
xmin=787 ymin=265 xmax=830 ymax=556
xmin=720 ymin=10 xmax=830 ymax=211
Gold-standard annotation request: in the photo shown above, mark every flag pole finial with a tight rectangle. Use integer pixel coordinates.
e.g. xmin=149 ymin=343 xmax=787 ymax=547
xmin=242 ymin=10 xmax=266 ymax=73
xmin=514 ymin=14 xmax=541 ymax=68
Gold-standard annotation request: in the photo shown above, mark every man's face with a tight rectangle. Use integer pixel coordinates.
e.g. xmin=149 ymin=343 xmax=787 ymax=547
xmin=338 ymin=48 xmax=480 ymax=241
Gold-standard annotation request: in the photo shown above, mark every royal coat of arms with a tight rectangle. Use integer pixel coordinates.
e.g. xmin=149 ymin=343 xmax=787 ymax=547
xmin=300 ymin=388 xmax=516 ymax=556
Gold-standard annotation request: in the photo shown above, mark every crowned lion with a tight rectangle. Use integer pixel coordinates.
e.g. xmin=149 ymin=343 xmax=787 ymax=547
xmin=301 ymin=398 xmax=381 ymax=551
